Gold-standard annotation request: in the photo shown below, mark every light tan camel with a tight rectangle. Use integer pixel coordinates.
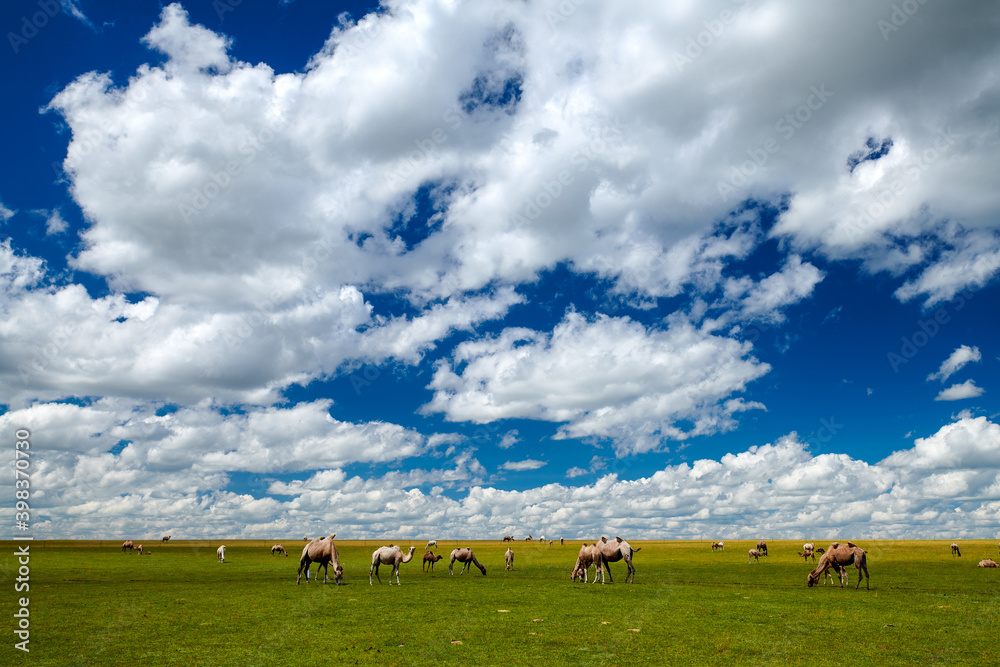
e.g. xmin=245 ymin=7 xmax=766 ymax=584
xmin=505 ymin=548 xmax=514 ymax=571
xmin=571 ymin=543 xmax=603 ymax=583
xmin=711 ymin=541 xmax=725 ymax=551
xmin=121 ymin=540 xmax=134 ymax=553
xmin=370 ymin=545 xmax=416 ymax=585
xmin=161 ymin=535 xmax=171 ymax=543
xmin=136 ymin=543 xmax=144 ymax=555
xmin=951 ymin=542 xmax=962 ymax=557
xmin=807 ymin=542 xmax=869 ymax=590
xmin=978 ymin=559 xmax=998 ymax=568
xmin=271 ymin=544 xmax=288 ymax=556
xmin=748 ymin=548 xmax=761 ymax=563
xmin=592 ymin=536 xmax=638 ymax=583
xmin=449 ymin=547 xmax=487 ymax=576
xmin=756 ymin=540 xmax=768 ymax=556
xmin=803 ymin=542 xmax=814 ymax=551
xmin=422 ymin=550 xmax=443 ymax=571
xmin=217 ymin=545 xmax=226 ymax=563
xmin=297 ymin=534 xmax=343 ymax=584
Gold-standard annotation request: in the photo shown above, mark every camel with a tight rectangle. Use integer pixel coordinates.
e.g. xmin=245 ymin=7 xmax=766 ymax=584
xmin=422 ymin=551 xmax=444 ymax=571
xmin=592 ymin=536 xmax=638 ymax=584
xmin=560 ymin=537 xmax=564 ymax=545
xmin=502 ymin=535 xmax=513 ymax=542
xmin=748 ymin=548 xmax=761 ymax=563
xmin=271 ymin=544 xmax=288 ymax=556
xmin=505 ymin=548 xmax=514 ymax=571
xmin=525 ymin=535 xmax=533 ymax=541
xmin=803 ymin=542 xmax=814 ymax=552
xmin=135 ymin=544 xmax=144 ymax=555
xmin=426 ymin=540 xmax=437 ymax=550
xmin=162 ymin=535 xmax=171 ymax=543
xmin=217 ymin=545 xmax=226 ymax=563
xmin=711 ymin=541 xmax=725 ymax=551
xmin=449 ymin=547 xmax=487 ymax=576
xmin=807 ymin=542 xmax=869 ymax=590
xmin=756 ymin=540 xmax=768 ymax=556
xmin=370 ymin=545 xmax=416 ymax=585
xmin=297 ymin=534 xmax=343 ymax=585
xmin=797 ymin=548 xmax=816 ymax=562
xmin=571 ymin=543 xmax=603 ymax=583
xmin=978 ymin=559 xmax=998 ymax=568
xmin=951 ymin=542 xmax=962 ymax=557
xmin=121 ymin=540 xmax=134 ymax=553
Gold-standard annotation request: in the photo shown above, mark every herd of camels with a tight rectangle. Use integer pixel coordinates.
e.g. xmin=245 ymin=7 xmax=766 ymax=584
xmin=121 ymin=535 xmax=1000 ymax=588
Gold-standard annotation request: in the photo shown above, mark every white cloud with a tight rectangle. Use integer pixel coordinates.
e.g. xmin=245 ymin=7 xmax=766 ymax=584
xmin=928 ymin=344 xmax=981 ymax=382
xmin=423 ymin=311 xmax=769 ymax=454
xmin=0 ymin=199 xmax=15 ymax=222
xmin=498 ymin=430 xmax=519 ymax=449
xmin=500 ymin=459 xmax=546 ymax=472
xmin=935 ymin=380 xmax=985 ymax=402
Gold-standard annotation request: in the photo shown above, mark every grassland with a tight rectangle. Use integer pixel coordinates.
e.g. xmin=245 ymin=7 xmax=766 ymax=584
xmin=1 ymin=539 xmax=998 ymax=666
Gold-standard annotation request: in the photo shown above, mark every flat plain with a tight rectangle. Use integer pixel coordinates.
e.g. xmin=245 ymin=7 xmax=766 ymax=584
xmin=1 ymin=539 xmax=998 ymax=666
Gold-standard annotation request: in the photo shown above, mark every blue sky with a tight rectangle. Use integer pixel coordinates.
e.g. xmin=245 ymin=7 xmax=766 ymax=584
xmin=2 ymin=0 xmax=999 ymax=541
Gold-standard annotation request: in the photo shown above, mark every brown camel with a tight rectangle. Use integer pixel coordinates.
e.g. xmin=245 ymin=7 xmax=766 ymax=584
xmin=807 ymin=542 xmax=869 ymax=590
xmin=370 ymin=545 xmax=416 ymax=585
xmin=748 ymin=548 xmax=762 ymax=563
xmin=422 ymin=550 xmax=444 ymax=571
xmin=571 ymin=543 xmax=603 ymax=583
xmin=978 ymin=559 xmax=998 ymax=568
xmin=951 ymin=542 xmax=962 ymax=557
xmin=592 ymin=536 xmax=638 ymax=584
xmin=161 ymin=535 xmax=171 ymax=543
xmin=756 ymin=540 xmax=768 ymax=556
xmin=297 ymin=534 xmax=343 ymax=585
xmin=797 ymin=549 xmax=816 ymax=562
xmin=505 ymin=548 xmax=514 ymax=571
xmin=711 ymin=541 xmax=725 ymax=551
xmin=271 ymin=544 xmax=288 ymax=556
xmin=449 ymin=547 xmax=487 ymax=576
xmin=121 ymin=540 xmax=134 ymax=553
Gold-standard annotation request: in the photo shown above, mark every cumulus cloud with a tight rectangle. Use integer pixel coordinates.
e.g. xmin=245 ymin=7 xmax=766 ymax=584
xmin=423 ymin=311 xmax=769 ymax=454
xmin=500 ymin=459 xmax=546 ymax=472
xmin=935 ymin=380 xmax=985 ymax=402
xmin=928 ymin=345 xmax=982 ymax=382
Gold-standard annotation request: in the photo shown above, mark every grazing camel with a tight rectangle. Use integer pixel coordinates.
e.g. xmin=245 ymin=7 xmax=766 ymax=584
xmin=426 ymin=539 xmax=437 ymax=550
xmin=525 ymin=535 xmax=533 ymax=541
xmin=422 ymin=551 xmax=444 ymax=571
xmin=161 ymin=535 xmax=171 ymax=543
xmin=271 ymin=544 xmax=288 ymax=556
xmin=297 ymin=534 xmax=343 ymax=585
xmin=505 ymin=548 xmax=514 ymax=571
xmin=803 ymin=542 xmax=814 ymax=552
xmin=807 ymin=542 xmax=869 ymax=590
xmin=571 ymin=543 xmax=603 ymax=583
xmin=121 ymin=540 xmax=134 ymax=553
xmin=592 ymin=536 xmax=638 ymax=584
xmin=711 ymin=541 xmax=725 ymax=551
xmin=217 ymin=545 xmax=226 ymax=563
xmin=135 ymin=544 xmax=144 ymax=555
xmin=756 ymin=540 xmax=768 ymax=556
xmin=748 ymin=548 xmax=762 ymax=563
xmin=951 ymin=542 xmax=962 ymax=557
xmin=370 ymin=545 xmax=416 ymax=585
xmin=560 ymin=537 xmax=564 ymax=545
xmin=978 ymin=559 xmax=998 ymax=568
xmin=797 ymin=548 xmax=816 ymax=562
xmin=449 ymin=547 xmax=487 ymax=576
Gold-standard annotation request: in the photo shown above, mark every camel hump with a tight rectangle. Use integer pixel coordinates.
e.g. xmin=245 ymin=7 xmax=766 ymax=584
xmin=600 ymin=536 xmax=608 ymax=543
xmin=615 ymin=536 xmax=623 ymax=543
xmin=846 ymin=541 xmax=857 ymax=548
xmin=830 ymin=542 xmax=840 ymax=548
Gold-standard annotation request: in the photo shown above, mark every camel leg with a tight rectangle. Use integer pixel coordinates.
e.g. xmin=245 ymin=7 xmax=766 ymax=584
xmin=370 ymin=561 xmax=381 ymax=585
xmin=393 ymin=564 xmax=401 ymax=585
xmin=625 ymin=556 xmax=635 ymax=584
xmin=321 ymin=562 xmax=328 ymax=584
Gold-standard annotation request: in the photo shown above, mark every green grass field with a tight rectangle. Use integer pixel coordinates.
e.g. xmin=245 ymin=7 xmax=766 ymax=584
xmin=2 ymin=539 xmax=998 ymax=666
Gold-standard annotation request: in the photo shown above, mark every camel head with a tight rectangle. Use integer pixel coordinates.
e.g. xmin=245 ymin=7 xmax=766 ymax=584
xmin=807 ymin=572 xmax=818 ymax=587
xmin=334 ymin=563 xmax=344 ymax=584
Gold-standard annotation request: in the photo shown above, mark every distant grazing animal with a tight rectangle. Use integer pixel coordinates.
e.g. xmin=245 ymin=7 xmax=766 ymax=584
xmin=426 ymin=540 xmax=437 ymax=550
xmin=370 ymin=545 xmax=416 ymax=585
xmin=951 ymin=542 xmax=962 ymax=557
xmin=525 ymin=535 xmax=533 ymax=541
xmin=502 ymin=535 xmax=514 ymax=542
xmin=135 ymin=544 xmax=143 ymax=555
xmin=422 ymin=550 xmax=444 ymax=571
xmin=978 ymin=559 xmax=999 ymax=568
xmin=449 ymin=547 xmax=487 ymax=576
xmin=297 ymin=534 xmax=343 ymax=585
xmin=303 ymin=536 xmax=309 ymax=541
xmin=161 ymin=535 xmax=171 ymax=543
xmin=748 ymin=548 xmax=762 ymax=564
xmin=571 ymin=543 xmax=602 ymax=583
xmin=592 ymin=536 xmax=638 ymax=584
xmin=122 ymin=540 xmax=134 ymax=553
xmin=798 ymin=549 xmax=816 ymax=562
xmin=505 ymin=548 xmax=514 ymax=571
xmin=560 ymin=538 xmax=564 ymax=545
xmin=803 ymin=542 xmax=814 ymax=551
xmin=756 ymin=540 xmax=768 ymax=556
xmin=271 ymin=544 xmax=288 ymax=556
xmin=711 ymin=541 xmax=725 ymax=551
xmin=807 ymin=542 xmax=869 ymax=590
xmin=217 ymin=545 xmax=226 ymax=563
